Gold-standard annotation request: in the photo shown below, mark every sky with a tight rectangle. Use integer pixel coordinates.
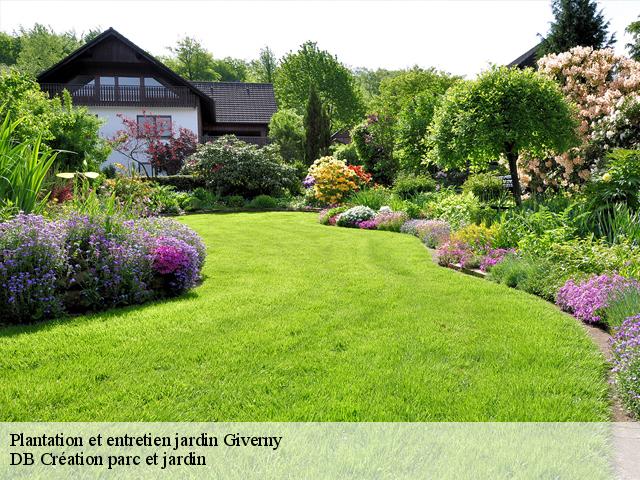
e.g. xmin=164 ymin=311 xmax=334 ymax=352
xmin=0 ymin=0 xmax=637 ymax=78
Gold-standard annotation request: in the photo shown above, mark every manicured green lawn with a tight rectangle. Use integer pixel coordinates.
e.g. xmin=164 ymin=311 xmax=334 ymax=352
xmin=0 ymin=212 xmax=610 ymax=421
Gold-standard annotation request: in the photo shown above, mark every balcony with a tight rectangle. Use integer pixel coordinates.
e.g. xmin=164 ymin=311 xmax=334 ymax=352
xmin=40 ymin=83 xmax=198 ymax=108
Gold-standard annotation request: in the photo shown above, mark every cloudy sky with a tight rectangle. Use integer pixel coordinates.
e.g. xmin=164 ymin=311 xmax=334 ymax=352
xmin=0 ymin=0 xmax=637 ymax=77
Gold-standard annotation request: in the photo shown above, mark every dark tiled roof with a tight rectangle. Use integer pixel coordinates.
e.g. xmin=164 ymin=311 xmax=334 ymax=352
xmin=191 ymin=82 xmax=277 ymax=124
xmin=508 ymin=43 xmax=542 ymax=69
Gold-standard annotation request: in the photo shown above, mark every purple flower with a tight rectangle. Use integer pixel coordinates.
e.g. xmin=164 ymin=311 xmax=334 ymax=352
xmin=303 ymin=175 xmax=316 ymax=189
xmin=611 ymin=315 xmax=640 ymax=415
xmin=480 ymin=248 xmax=516 ymax=272
xmin=152 ymin=237 xmax=200 ymax=292
xmin=556 ymin=274 xmax=640 ymax=324
xmin=356 ymin=220 xmax=378 ymax=230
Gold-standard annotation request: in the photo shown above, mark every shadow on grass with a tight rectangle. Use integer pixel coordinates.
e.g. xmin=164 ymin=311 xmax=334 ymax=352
xmin=0 ymin=287 xmax=204 ymax=339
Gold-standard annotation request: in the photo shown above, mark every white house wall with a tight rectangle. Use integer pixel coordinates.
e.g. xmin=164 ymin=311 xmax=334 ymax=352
xmin=91 ymin=106 xmax=199 ymax=172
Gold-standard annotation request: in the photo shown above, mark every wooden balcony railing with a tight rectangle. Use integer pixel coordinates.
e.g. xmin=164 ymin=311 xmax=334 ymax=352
xmin=40 ymin=83 xmax=198 ymax=108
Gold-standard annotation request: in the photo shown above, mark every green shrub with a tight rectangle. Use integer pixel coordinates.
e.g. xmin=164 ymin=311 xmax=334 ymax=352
xmin=336 ymin=206 xmax=376 ymax=228
xmin=487 ymin=255 xmax=537 ymax=289
xmin=248 ymin=194 xmax=278 ymax=209
xmin=150 ymin=175 xmax=206 ymax=191
xmin=462 ymin=173 xmax=504 ymax=202
xmin=332 ymin=142 xmax=360 ymax=165
xmin=423 ymin=192 xmax=482 ymax=230
xmin=182 ymin=135 xmax=299 ymax=198
xmin=392 ymin=174 xmax=436 ymax=199
xmin=604 ymin=288 xmax=640 ymax=328
xmin=223 ymin=195 xmax=245 ymax=208
xmin=346 ymin=187 xmax=393 ymax=210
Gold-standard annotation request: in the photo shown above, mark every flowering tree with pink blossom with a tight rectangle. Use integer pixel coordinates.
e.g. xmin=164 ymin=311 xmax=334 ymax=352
xmin=520 ymin=47 xmax=640 ymax=191
xmin=109 ymin=112 xmax=197 ymax=176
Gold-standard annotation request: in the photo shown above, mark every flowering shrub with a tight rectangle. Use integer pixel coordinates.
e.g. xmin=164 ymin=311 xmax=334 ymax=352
xmin=318 ymin=206 xmax=348 ymax=225
xmin=400 ymin=219 xmax=428 ymax=236
xmin=374 ymin=211 xmax=408 ymax=232
xmin=152 ymin=237 xmax=200 ymax=292
xmin=182 ymin=135 xmax=298 ymax=198
xmin=450 ymin=223 xmax=498 ymax=254
xmin=556 ymin=274 xmax=640 ymax=325
xmin=307 ymin=156 xmax=366 ymax=204
xmin=480 ymin=248 xmax=516 ymax=272
xmin=0 ymin=214 xmax=206 ymax=324
xmin=336 ymin=206 xmax=376 ymax=228
xmin=0 ymin=215 xmax=67 ymax=322
xmin=436 ymin=241 xmax=475 ymax=268
xmin=415 ymin=220 xmax=451 ymax=248
xmin=611 ymin=315 xmax=640 ymax=417
xmin=521 ymin=47 xmax=640 ymax=190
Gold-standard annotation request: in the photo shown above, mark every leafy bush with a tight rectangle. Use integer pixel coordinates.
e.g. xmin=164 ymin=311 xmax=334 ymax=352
xmin=223 ymin=195 xmax=245 ymax=208
xmin=346 ymin=187 xmax=393 ymax=210
xmin=423 ymin=192 xmax=482 ymax=230
xmin=268 ymin=108 xmax=304 ymax=163
xmin=487 ymin=255 xmax=540 ymax=290
xmin=150 ymin=175 xmax=206 ymax=191
xmin=415 ymin=220 xmax=451 ymax=248
xmin=182 ymin=135 xmax=299 ymax=198
xmin=450 ymin=223 xmax=498 ymax=253
xmin=611 ymin=315 xmax=640 ymax=417
xmin=351 ymin=115 xmax=397 ymax=185
xmin=462 ymin=173 xmax=504 ymax=202
xmin=188 ymin=187 xmax=219 ymax=210
xmin=248 ymin=194 xmax=278 ymax=209
xmin=0 ymin=214 xmax=206 ymax=324
xmin=392 ymin=173 xmax=436 ymax=199
xmin=0 ymin=70 xmax=110 ymax=171
xmin=332 ymin=142 xmax=359 ymax=165
xmin=374 ymin=211 xmax=408 ymax=232
xmin=557 ymin=274 xmax=640 ymax=325
xmin=336 ymin=206 xmax=376 ymax=228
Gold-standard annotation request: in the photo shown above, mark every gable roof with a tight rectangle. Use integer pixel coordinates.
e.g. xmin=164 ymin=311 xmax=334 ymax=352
xmin=191 ymin=82 xmax=277 ymax=124
xmin=508 ymin=43 xmax=542 ymax=69
xmin=36 ymin=27 xmax=215 ymax=114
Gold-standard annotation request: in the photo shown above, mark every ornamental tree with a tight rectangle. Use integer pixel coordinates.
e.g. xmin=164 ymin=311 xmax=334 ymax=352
xmin=275 ymin=41 xmax=364 ymax=128
xmin=428 ymin=66 xmax=578 ymax=204
xmin=525 ymin=47 xmax=640 ymax=190
xmin=304 ymin=86 xmax=331 ymax=165
xmin=109 ymin=113 xmax=196 ymax=176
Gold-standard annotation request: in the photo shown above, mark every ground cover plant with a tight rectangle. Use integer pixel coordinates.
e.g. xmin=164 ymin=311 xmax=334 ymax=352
xmin=0 ymin=212 xmax=609 ymax=421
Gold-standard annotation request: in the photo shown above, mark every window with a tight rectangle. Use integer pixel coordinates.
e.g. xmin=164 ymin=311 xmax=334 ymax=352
xmin=144 ymin=77 xmax=163 ymax=87
xmin=137 ymin=115 xmax=172 ymax=138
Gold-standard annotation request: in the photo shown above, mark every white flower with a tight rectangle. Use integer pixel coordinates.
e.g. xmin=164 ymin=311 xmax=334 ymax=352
xmin=379 ymin=206 xmax=392 ymax=213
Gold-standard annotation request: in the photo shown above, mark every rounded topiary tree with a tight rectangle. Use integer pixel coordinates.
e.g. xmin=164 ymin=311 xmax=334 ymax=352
xmin=428 ymin=66 xmax=578 ymax=204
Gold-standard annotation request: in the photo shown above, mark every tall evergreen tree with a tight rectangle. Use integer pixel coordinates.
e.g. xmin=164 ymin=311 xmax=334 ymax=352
xmin=304 ymin=86 xmax=331 ymax=165
xmin=539 ymin=0 xmax=616 ymax=56
xmin=626 ymin=17 xmax=640 ymax=61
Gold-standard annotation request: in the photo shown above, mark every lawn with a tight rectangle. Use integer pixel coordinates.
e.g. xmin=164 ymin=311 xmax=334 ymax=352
xmin=0 ymin=212 xmax=610 ymax=421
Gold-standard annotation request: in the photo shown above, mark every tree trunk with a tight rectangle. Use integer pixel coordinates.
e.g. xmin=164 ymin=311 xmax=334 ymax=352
xmin=505 ymin=142 xmax=522 ymax=206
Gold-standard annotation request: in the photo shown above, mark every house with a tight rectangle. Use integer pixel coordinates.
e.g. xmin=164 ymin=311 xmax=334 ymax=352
xmin=507 ymin=43 xmax=543 ymax=69
xmin=37 ymin=27 xmax=277 ymax=172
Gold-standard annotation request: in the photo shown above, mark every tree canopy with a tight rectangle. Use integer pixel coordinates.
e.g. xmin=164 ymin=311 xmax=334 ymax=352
xmin=250 ymin=46 xmax=278 ymax=83
xmin=268 ymin=108 xmax=304 ymax=164
xmin=0 ymin=24 xmax=98 ymax=77
xmin=163 ymin=37 xmax=221 ymax=81
xmin=428 ymin=66 xmax=579 ymax=204
xmin=275 ymin=41 xmax=364 ymax=129
xmin=539 ymin=0 xmax=616 ymax=57
xmin=627 ymin=16 xmax=640 ymax=61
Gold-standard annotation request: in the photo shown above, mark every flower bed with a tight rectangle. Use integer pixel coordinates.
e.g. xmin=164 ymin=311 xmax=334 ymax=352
xmin=612 ymin=315 xmax=640 ymax=417
xmin=0 ymin=214 xmax=205 ymax=324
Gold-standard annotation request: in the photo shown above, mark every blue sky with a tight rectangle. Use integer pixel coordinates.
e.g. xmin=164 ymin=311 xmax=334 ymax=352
xmin=0 ymin=0 xmax=637 ymax=77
